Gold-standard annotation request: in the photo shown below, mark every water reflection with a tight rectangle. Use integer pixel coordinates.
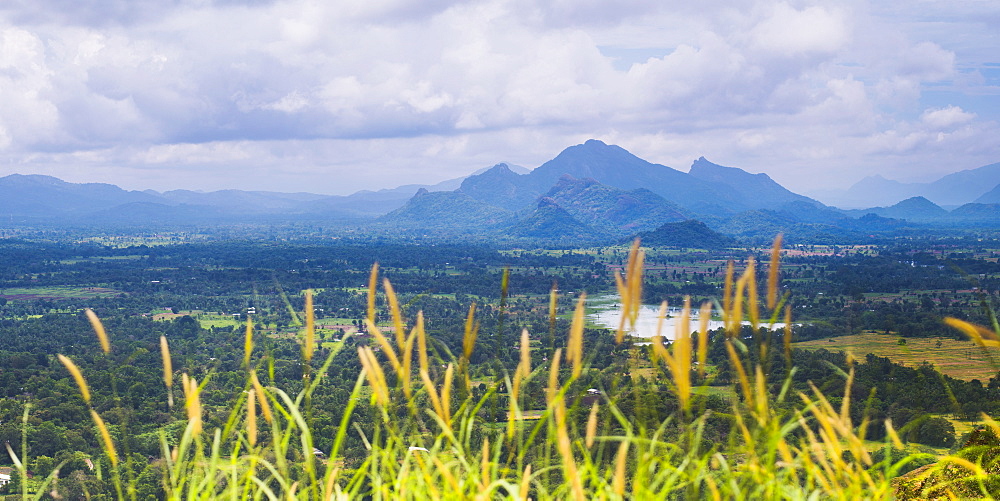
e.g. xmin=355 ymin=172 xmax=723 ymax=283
xmin=587 ymin=295 xmax=786 ymax=340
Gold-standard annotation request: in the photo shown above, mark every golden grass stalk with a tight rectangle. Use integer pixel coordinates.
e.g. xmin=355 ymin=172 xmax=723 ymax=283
xmin=549 ymin=282 xmax=558 ymax=334
xmin=4 ymin=442 xmax=20 ymax=470
xmin=303 ymin=289 xmax=315 ymax=364
xmin=367 ymin=263 xmax=379 ymax=323
xmin=746 ymin=257 xmax=759 ymax=329
xmin=547 ymin=348 xmax=562 ymax=405
xmin=651 ymin=301 xmax=669 ymax=363
xmin=613 ymin=440 xmax=629 ymax=497
xmin=944 ymin=317 xmax=1000 ymax=348
xmin=250 ymin=371 xmax=273 ymax=424
xmin=723 ymin=260 xmax=734 ymax=317
xmin=767 ymin=234 xmax=783 ymax=310
xmin=513 ymin=329 xmax=531 ymax=402
xmin=358 ymin=346 xmax=390 ymax=406
xmin=160 ymin=335 xmax=174 ymax=408
xmin=729 ymin=268 xmax=746 ymax=337
xmin=507 ymin=330 xmax=533 ymax=437
xmin=85 ymin=308 xmax=111 ymax=354
xmin=182 ymin=373 xmax=203 ymax=435
xmin=463 ymin=303 xmax=478 ymax=360
xmin=364 ymin=319 xmax=402 ymax=374
xmin=243 ymin=318 xmax=254 ymax=368
xmin=383 ymin=278 xmax=406 ymax=349
xmin=884 ymin=419 xmax=904 ymax=449
xmin=697 ymin=301 xmax=711 ymax=378
xmin=247 ymin=388 xmax=258 ymax=447
xmin=753 ymin=366 xmax=770 ymax=423
xmin=519 ymin=465 xmax=532 ymax=499
xmin=725 ymin=341 xmax=752 ymax=406
xmin=553 ymin=394 xmax=584 ymax=501
xmin=567 ymin=293 xmax=585 ymax=378
xmin=415 ymin=311 xmax=428 ymax=375
xmin=90 ymin=408 xmax=118 ymax=467
xmin=614 ymin=239 xmax=644 ymax=343
xmin=480 ymin=436 xmax=490 ymax=491
xmin=420 ymin=369 xmax=445 ymax=425
xmin=784 ymin=305 xmax=793 ymax=367
xmin=441 ymin=363 xmax=453 ymax=425
xmin=421 ymin=363 xmax=454 ymax=427
xmin=401 ymin=325 xmax=416 ymax=398
xmin=585 ymin=402 xmax=600 ymax=448
xmin=57 ymin=354 xmax=90 ymax=405
xmin=663 ymin=297 xmax=692 ymax=411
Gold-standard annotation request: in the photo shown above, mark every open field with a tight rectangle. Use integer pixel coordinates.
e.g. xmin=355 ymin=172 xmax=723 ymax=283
xmin=794 ymin=332 xmax=1000 ymax=381
xmin=195 ymin=313 xmax=244 ymax=329
xmin=0 ymin=286 xmax=122 ymax=301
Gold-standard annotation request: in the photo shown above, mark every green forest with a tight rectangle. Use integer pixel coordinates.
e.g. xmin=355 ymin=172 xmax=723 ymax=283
xmin=2 ymin=234 xmax=1000 ymax=499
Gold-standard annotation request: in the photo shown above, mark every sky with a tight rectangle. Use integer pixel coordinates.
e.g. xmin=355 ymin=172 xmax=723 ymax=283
xmin=0 ymin=0 xmax=998 ymax=199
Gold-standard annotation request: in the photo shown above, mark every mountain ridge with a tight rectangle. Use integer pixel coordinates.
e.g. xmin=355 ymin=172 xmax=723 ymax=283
xmin=5 ymin=141 xmax=1000 ymax=242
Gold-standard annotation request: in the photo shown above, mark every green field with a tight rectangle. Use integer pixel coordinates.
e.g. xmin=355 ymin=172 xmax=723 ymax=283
xmin=194 ymin=313 xmax=244 ymax=329
xmin=0 ymin=286 xmax=122 ymax=301
xmin=794 ymin=332 xmax=1000 ymax=381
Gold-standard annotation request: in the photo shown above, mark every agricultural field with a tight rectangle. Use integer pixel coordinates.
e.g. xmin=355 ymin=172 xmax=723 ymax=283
xmin=0 ymin=285 xmax=122 ymax=301
xmin=794 ymin=332 xmax=1000 ymax=381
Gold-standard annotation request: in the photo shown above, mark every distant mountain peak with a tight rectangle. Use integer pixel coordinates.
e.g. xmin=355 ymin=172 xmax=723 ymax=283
xmin=634 ymin=219 xmax=735 ymax=249
xmin=689 ymin=157 xmax=772 ymax=182
xmin=477 ymin=163 xmax=519 ymax=177
xmin=687 ymin=157 xmax=818 ymax=209
xmin=893 ymin=196 xmax=940 ymax=209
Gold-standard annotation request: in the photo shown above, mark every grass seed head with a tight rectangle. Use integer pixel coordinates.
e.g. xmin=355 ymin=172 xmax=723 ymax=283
xmin=367 ymin=263 xmax=379 ymax=323
xmin=243 ymin=319 xmax=254 ymax=368
xmin=182 ymin=373 xmax=203 ymax=435
xmin=58 ymin=354 xmax=91 ymax=405
xmin=519 ymin=465 xmax=532 ymax=500
xmin=586 ymin=402 xmax=600 ymax=448
xmin=415 ymin=311 xmax=428 ymax=374
xmin=251 ymin=371 xmax=273 ymax=424
xmin=697 ymin=301 xmax=711 ymax=378
xmin=85 ymin=309 xmax=111 ymax=354
xmin=568 ymin=293 xmax=586 ymax=378
xmin=549 ymin=282 xmax=559 ymax=333
xmin=358 ymin=346 xmax=389 ymax=406
xmin=613 ymin=440 xmax=629 ymax=497
xmin=767 ymin=234 xmax=783 ymax=310
xmin=382 ymin=278 xmax=406 ymax=349
xmin=746 ymin=257 xmax=759 ymax=329
xmin=90 ymin=409 xmax=118 ymax=467
xmin=463 ymin=303 xmax=478 ymax=360
xmin=247 ymin=388 xmax=258 ymax=447
xmin=547 ymin=348 xmax=562 ymax=405
xmin=159 ymin=335 xmax=173 ymax=407
xmin=303 ymin=289 xmax=315 ymax=364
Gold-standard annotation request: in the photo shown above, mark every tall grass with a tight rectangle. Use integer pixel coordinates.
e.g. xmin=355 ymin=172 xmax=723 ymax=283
xmin=10 ymin=236 xmax=1000 ymax=499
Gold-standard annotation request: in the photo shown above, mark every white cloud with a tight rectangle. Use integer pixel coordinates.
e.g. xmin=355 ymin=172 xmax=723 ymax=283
xmin=921 ymin=105 xmax=976 ymax=129
xmin=0 ymin=0 xmax=995 ymax=195
xmin=749 ymin=3 xmax=849 ymax=56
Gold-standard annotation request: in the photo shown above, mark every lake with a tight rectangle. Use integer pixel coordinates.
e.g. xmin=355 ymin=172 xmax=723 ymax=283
xmin=587 ymin=295 xmax=786 ymax=340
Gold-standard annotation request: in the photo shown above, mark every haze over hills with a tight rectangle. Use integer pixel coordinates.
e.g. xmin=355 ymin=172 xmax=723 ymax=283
xmin=3 ymin=140 xmax=1000 ymax=243
xmin=818 ymin=162 xmax=1000 ymax=208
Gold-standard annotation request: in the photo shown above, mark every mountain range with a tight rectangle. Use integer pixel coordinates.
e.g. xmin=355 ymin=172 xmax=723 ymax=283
xmin=3 ymin=140 xmax=1000 ymax=243
xmin=817 ymin=161 xmax=1000 ymax=208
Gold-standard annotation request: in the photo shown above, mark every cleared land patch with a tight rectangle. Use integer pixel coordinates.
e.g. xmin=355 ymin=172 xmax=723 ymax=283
xmin=794 ymin=332 xmax=1000 ymax=381
xmin=0 ymin=286 xmax=122 ymax=301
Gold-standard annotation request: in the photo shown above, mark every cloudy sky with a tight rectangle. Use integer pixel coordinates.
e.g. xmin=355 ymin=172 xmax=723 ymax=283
xmin=0 ymin=0 xmax=998 ymax=199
